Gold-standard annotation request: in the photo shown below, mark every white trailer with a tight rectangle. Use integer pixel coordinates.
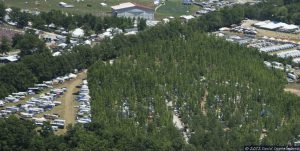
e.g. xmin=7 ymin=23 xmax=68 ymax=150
xmin=288 ymin=73 xmax=298 ymax=80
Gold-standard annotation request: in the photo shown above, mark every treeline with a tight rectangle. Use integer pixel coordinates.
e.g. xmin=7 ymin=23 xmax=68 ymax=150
xmin=0 ymin=3 xmax=133 ymax=33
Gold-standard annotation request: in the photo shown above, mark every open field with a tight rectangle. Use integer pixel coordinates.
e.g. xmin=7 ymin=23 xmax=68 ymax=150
xmin=155 ymin=0 xmax=200 ymax=19
xmin=4 ymin=0 xmax=154 ymax=16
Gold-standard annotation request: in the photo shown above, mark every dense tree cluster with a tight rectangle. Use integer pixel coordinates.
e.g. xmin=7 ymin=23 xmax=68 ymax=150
xmin=87 ymin=29 xmax=300 ymax=150
xmin=34 ymin=10 xmax=134 ymax=33
xmin=0 ymin=3 xmax=133 ymax=32
xmin=0 ymin=36 xmax=12 ymax=54
xmin=0 ymin=2 xmax=5 ymax=21
xmin=1 ymin=0 xmax=300 ymax=150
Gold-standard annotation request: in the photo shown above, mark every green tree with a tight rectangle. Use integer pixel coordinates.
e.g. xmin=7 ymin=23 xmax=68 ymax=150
xmin=0 ymin=2 xmax=5 ymax=20
xmin=0 ymin=36 xmax=12 ymax=54
xmin=17 ymin=32 xmax=46 ymax=56
xmin=138 ymin=18 xmax=147 ymax=31
xmin=291 ymin=13 xmax=300 ymax=25
xmin=66 ymin=35 xmax=71 ymax=44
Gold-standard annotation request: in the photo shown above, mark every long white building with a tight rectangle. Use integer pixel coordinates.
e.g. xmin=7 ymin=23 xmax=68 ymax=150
xmin=111 ymin=2 xmax=154 ymax=20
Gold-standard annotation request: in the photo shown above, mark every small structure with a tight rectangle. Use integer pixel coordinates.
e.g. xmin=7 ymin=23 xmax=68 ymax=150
xmin=154 ymin=0 xmax=160 ymax=5
xmin=111 ymin=2 xmax=154 ymax=20
xmin=180 ymin=15 xmax=195 ymax=22
xmin=52 ymin=51 xmax=62 ymax=57
xmin=0 ymin=55 xmax=19 ymax=63
xmin=72 ymin=28 xmax=84 ymax=37
xmin=58 ymin=2 xmax=74 ymax=8
xmin=100 ymin=3 xmax=107 ymax=7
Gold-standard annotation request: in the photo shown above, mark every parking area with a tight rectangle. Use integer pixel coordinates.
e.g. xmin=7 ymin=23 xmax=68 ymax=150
xmin=0 ymin=71 xmax=87 ymax=135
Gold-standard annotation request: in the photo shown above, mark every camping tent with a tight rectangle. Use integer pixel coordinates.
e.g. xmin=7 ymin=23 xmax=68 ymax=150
xmin=72 ymin=28 xmax=84 ymax=37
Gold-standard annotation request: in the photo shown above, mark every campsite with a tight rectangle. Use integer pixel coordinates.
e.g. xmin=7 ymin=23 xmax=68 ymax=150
xmin=0 ymin=70 xmax=87 ymax=134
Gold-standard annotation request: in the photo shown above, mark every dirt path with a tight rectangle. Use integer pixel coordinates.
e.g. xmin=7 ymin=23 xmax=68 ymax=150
xmin=200 ymin=89 xmax=208 ymax=116
xmin=166 ymin=100 xmax=189 ymax=143
xmin=173 ymin=112 xmax=189 ymax=143
xmin=58 ymin=72 xmax=86 ymax=134
xmin=284 ymin=88 xmax=300 ymax=96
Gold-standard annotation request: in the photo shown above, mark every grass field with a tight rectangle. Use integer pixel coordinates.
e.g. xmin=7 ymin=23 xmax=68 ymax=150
xmin=4 ymin=0 xmax=201 ymax=19
xmin=155 ymin=0 xmax=200 ymax=19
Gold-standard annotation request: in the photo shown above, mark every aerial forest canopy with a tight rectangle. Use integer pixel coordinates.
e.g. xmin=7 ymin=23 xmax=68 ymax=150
xmin=1 ymin=0 xmax=300 ymax=150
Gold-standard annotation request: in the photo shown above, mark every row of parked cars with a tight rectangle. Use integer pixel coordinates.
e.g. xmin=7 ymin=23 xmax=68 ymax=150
xmin=0 ymin=86 xmax=66 ymax=122
xmin=0 ymin=72 xmax=79 ymax=130
xmin=1 ymin=73 xmax=77 ymax=107
xmin=75 ymin=79 xmax=92 ymax=124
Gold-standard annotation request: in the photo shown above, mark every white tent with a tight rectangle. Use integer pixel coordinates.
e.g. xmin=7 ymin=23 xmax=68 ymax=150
xmin=84 ymin=40 xmax=91 ymax=45
xmin=58 ymin=43 xmax=67 ymax=48
xmin=180 ymin=15 xmax=195 ymax=21
xmin=100 ymin=3 xmax=107 ymax=6
xmin=68 ymin=73 xmax=77 ymax=79
xmin=5 ymin=8 xmax=12 ymax=13
xmin=52 ymin=52 xmax=61 ymax=57
xmin=72 ymin=28 xmax=84 ymax=37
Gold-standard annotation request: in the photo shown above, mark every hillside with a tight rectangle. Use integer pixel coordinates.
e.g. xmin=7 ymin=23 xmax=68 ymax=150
xmin=87 ymin=27 xmax=300 ymax=150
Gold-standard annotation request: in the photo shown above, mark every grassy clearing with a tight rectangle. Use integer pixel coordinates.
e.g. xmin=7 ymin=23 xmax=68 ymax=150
xmin=155 ymin=0 xmax=200 ymax=19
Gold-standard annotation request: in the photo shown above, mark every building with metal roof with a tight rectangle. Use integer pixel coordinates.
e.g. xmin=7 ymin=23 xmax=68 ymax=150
xmin=111 ymin=2 xmax=154 ymax=20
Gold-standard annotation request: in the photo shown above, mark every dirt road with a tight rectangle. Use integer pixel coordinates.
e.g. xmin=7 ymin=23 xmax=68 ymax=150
xmin=57 ymin=72 xmax=86 ymax=134
xmin=284 ymin=88 xmax=300 ymax=96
